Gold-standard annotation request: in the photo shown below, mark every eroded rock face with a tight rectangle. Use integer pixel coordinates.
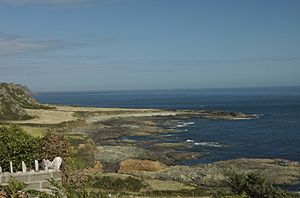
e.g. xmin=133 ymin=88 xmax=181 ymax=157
xmin=0 ymin=82 xmax=44 ymax=120
xmin=118 ymin=159 xmax=167 ymax=173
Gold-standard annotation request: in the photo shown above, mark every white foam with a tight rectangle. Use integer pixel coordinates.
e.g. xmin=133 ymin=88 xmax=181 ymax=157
xmin=161 ymin=134 xmax=174 ymax=137
xmin=186 ymin=139 xmax=195 ymax=143
xmin=232 ymin=114 xmax=262 ymax=120
xmin=232 ymin=117 xmax=252 ymax=120
xmin=186 ymin=122 xmax=195 ymax=125
xmin=194 ymin=142 xmax=225 ymax=148
xmin=176 ymin=121 xmax=195 ymax=128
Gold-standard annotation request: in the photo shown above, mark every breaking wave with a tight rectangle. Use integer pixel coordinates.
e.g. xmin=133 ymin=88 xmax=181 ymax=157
xmin=194 ymin=141 xmax=225 ymax=148
xmin=176 ymin=122 xmax=195 ymax=128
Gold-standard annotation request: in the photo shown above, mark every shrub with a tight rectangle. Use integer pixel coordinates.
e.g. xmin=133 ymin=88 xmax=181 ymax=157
xmin=142 ymin=188 xmax=211 ymax=197
xmin=0 ymin=177 xmax=28 ymax=197
xmin=91 ymin=176 xmax=144 ymax=192
xmin=40 ymin=131 xmax=70 ymax=160
xmin=226 ymin=172 xmax=288 ymax=198
xmin=63 ymin=140 xmax=97 ymax=184
xmin=226 ymin=172 xmax=247 ymax=195
xmin=0 ymin=124 xmax=41 ymax=171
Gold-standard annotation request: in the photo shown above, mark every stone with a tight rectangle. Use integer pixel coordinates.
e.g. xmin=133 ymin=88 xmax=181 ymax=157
xmin=26 ymin=182 xmax=42 ymax=190
xmin=52 ymin=157 xmax=63 ymax=170
xmin=42 ymin=159 xmax=49 ymax=171
xmin=30 ymin=172 xmax=52 ymax=182
xmin=43 ymin=157 xmax=63 ymax=171
xmin=35 ymin=160 xmax=39 ymax=172
xmin=22 ymin=161 xmax=27 ymax=173
xmin=10 ymin=161 xmax=13 ymax=173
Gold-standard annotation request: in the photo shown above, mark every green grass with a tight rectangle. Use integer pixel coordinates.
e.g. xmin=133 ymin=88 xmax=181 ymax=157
xmin=22 ymin=126 xmax=46 ymax=137
xmin=90 ymin=174 xmax=145 ymax=192
xmin=65 ymin=134 xmax=88 ymax=145
xmin=144 ymin=179 xmax=195 ymax=191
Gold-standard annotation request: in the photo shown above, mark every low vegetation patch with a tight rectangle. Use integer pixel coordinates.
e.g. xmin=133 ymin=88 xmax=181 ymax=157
xmin=90 ymin=175 xmax=145 ymax=192
xmin=0 ymin=124 xmax=41 ymax=171
xmin=225 ymin=172 xmax=294 ymax=198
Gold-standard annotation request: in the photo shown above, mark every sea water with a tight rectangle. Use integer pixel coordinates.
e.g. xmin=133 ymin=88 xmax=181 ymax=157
xmin=35 ymin=86 xmax=300 ymax=164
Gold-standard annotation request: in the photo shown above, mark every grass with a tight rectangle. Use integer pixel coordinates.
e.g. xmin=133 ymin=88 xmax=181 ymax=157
xmin=21 ymin=126 xmax=47 ymax=137
xmin=0 ymin=124 xmax=46 ymax=137
xmin=144 ymin=179 xmax=195 ymax=191
xmin=65 ymin=134 xmax=88 ymax=145
xmin=89 ymin=174 xmax=145 ymax=192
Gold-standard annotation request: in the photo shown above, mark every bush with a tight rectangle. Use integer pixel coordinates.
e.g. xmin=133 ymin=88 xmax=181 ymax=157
xmin=63 ymin=140 xmax=97 ymax=184
xmin=0 ymin=125 xmax=41 ymax=171
xmin=40 ymin=131 xmax=70 ymax=160
xmin=226 ymin=172 xmax=288 ymax=198
xmin=91 ymin=176 xmax=144 ymax=192
xmin=0 ymin=177 xmax=28 ymax=197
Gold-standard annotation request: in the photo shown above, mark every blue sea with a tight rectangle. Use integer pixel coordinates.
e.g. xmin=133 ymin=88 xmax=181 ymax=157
xmin=35 ymin=86 xmax=300 ymax=164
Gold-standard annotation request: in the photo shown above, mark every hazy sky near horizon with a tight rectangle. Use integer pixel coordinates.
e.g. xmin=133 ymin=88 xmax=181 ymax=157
xmin=0 ymin=0 xmax=300 ymax=91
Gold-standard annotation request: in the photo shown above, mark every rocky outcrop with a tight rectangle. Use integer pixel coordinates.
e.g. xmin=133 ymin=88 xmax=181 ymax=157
xmin=95 ymin=146 xmax=170 ymax=172
xmin=118 ymin=159 xmax=167 ymax=173
xmin=84 ymin=161 xmax=103 ymax=174
xmin=129 ymin=158 xmax=300 ymax=187
xmin=0 ymin=83 xmax=45 ymax=120
xmin=95 ymin=145 xmax=201 ymax=173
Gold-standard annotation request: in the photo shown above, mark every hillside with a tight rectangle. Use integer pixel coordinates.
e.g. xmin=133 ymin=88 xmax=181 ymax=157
xmin=0 ymin=83 xmax=44 ymax=120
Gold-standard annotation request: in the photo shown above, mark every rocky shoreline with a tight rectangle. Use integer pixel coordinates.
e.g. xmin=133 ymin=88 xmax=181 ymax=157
xmin=1 ymin=83 xmax=299 ymax=194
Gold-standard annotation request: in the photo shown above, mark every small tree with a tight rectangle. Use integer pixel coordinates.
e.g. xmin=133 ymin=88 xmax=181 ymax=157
xmin=40 ymin=131 xmax=70 ymax=160
xmin=0 ymin=124 xmax=41 ymax=171
xmin=40 ymin=131 xmax=71 ymax=186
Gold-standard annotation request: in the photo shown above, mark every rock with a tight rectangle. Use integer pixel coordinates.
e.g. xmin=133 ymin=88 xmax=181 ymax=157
xmin=95 ymin=145 xmax=183 ymax=173
xmin=130 ymin=158 xmax=300 ymax=187
xmin=52 ymin=157 xmax=63 ymax=170
xmin=35 ymin=160 xmax=39 ymax=172
xmin=0 ymin=82 xmax=47 ymax=120
xmin=43 ymin=157 xmax=63 ymax=171
xmin=118 ymin=159 xmax=167 ymax=173
xmin=84 ymin=161 xmax=103 ymax=173
xmin=21 ymin=161 xmax=27 ymax=173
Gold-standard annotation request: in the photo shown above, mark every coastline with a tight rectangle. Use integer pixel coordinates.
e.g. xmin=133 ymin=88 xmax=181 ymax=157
xmin=1 ymin=104 xmax=300 ymax=192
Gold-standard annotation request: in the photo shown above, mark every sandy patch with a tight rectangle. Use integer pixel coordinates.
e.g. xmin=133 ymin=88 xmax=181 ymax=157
xmin=14 ymin=109 xmax=77 ymax=124
xmin=11 ymin=105 xmax=178 ymax=125
xmin=53 ymin=105 xmax=153 ymax=112
xmin=86 ymin=111 xmax=178 ymax=123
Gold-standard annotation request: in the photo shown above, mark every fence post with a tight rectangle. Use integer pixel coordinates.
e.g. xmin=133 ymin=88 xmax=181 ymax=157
xmin=35 ymin=160 xmax=39 ymax=172
xmin=22 ymin=161 xmax=27 ymax=173
xmin=10 ymin=161 xmax=13 ymax=173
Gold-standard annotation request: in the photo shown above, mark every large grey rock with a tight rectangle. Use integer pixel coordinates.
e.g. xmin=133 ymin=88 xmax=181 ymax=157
xmin=43 ymin=157 xmax=63 ymax=171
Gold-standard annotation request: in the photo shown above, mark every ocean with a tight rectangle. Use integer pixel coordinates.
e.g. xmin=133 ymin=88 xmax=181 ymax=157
xmin=35 ymin=86 xmax=300 ymax=164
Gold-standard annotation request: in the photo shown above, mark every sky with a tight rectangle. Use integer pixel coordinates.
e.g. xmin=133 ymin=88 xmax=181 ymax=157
xmin=0 ymin=0 xmax=300 ymax=91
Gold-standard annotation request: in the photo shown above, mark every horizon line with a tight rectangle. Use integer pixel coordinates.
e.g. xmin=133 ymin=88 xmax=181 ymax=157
xmin=34 ymin=85 xmax=300 ymax=94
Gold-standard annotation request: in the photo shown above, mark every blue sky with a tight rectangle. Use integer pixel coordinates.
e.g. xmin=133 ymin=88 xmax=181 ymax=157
xmin=0 ymin=0 xmax=299 ymax=91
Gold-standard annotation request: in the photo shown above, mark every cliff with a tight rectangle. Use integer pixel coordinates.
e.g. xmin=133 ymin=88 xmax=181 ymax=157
xmin=0 ymin=83 xmax=44 ymax=120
